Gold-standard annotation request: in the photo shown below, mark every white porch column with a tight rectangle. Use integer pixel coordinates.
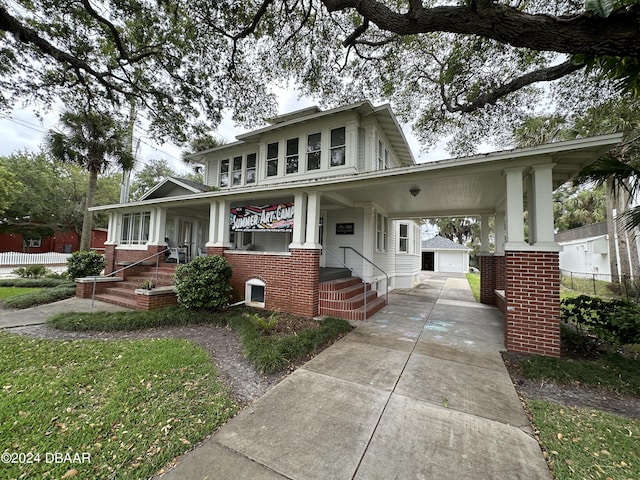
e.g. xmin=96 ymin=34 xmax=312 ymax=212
xmin=106 ymin=212 xmax=118 ymax=244
xmin=503 ymin=168 xmax=527 ymax=250
xmin=480 ymin=214 xmax=491 ymax=254
xmin=304 ymin=191 xmax=322 ymax=249
xmin=495 ymin=212 xmax=505 ymax=254
xmin=290 ymin=192 xmax=307 ymax=248
xmin=207 ymin=201 xmax=219 ymax=246
xmin=531 ymin=164 xmax=558 ymax=249
xmin=148 ymin=207 xmax=166 ymax=245
xmin=214 ymin=199 xmax=232 ymax=247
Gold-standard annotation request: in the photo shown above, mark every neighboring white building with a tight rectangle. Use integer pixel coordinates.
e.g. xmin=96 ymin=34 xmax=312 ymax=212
xmin=556 ymin=222 xmax=610 ymax=277
xmin=421 ymin=235 xmax=471 ymax=273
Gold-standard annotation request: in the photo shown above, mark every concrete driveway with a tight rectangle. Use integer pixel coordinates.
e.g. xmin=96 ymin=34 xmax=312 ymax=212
xmin=158 ymin=272 xmax=551 ymax=480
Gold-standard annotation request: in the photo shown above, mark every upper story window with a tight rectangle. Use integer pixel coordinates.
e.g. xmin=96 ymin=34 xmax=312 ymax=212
xmin=330 ymin=127 xmax=345 ymax=166
xmin=399 ymin=223 xmax=408 ymax=253
xmin=121 ymin=212 xmax=150 ymax=245
xmin=232 ymin=156 xmax=243 ymax=186
xmin=286 ymin=138 xmax=299 ymax=174
xmin=267 ymin=142 xmax=279 ymax=177
xmin=246 ymin=153 xmax=257 ymax=184
xmin=307 ymin=132 xmax=321 ymax=171
xmin=220 ymin=159 xmax=230 ymax=187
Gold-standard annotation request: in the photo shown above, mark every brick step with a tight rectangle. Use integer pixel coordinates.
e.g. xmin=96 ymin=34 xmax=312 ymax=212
xmin=320 ymin=296 xmax=386 ymax=321
xmin=319 ymin=288 xmax=378 ymax=311
xmin=94 ymin=293 xmax=138 ymax=309
xmin=319 ymin=276 xmax=362 ymax=291
xmin=319 ymin=282 xmax=370 ymax=301
xmin=102 ymin=287 xmax=138 ymax=302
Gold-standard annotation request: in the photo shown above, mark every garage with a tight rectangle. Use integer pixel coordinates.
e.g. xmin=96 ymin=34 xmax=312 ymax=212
xmin=421 ymin=236 xmax=471 ymax=274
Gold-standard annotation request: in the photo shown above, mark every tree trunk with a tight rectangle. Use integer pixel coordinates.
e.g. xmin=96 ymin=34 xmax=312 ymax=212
xmin=616 ymin=189 xmax=632 ymax=279
xmin=605 ymin=179 xmax=619 ymax=282
xmin=80 ymin=167 xmax=98 ymax=251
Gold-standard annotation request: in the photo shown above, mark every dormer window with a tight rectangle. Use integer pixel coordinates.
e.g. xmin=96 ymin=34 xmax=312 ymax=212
xmin=286 ymin=138 xmax=299 ymax=174
xmin=220 ymin=159 xmax=230 ymax=187
xmin=307 ymin=132 xmax=321 ymax=170
xmin=267 ymin=142 xmax=279 ymax=177
xmin=330 ymin=127 xmax=345 ymax=166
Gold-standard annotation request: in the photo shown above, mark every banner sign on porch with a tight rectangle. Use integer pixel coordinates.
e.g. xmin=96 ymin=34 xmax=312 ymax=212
xmin=230 ymin=203 xmax=294 ymax=232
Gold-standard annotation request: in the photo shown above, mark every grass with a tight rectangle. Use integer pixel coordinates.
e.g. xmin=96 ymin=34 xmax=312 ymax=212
xmin=0 ymin=286 xmax=41 ymax=299
xmin=465 ymin=273 xmax=480 ymax=301
xmin=528 ymin=400 xmax=640 ymax=480
xmin=516 ymin=352 xmax=640 ymax=395
xmin=0 ymin=332 xmax=237 ymax=479
xmin=48 ymin=306 xmax=353 ymax=374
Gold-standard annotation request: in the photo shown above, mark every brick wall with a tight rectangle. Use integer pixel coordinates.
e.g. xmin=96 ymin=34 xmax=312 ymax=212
xmin=505 ymin=250 xmax=560 ymax=357
xmin=224 ymin=249 xmax=320 ymax=317
xmin=480 ymin=255 xmax=496 ymax=305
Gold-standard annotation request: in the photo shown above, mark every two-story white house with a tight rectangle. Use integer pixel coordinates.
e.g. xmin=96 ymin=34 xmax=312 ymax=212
xmin=86 ymin=101 xmax=423 ymax=320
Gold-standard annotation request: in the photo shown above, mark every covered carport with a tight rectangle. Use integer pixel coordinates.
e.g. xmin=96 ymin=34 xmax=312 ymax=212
xmin=302 ymin=133 xmax=621 ymax=356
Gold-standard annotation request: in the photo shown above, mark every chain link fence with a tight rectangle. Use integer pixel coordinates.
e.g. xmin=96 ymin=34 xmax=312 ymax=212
xmin=560 ymin=269 xmax=640 ymax=303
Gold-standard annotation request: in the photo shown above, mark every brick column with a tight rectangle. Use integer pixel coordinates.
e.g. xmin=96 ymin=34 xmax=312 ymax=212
xmin=104 ymin=244 xmax=116 ymax=274
xmin=479 ymin=254 xmax=496 ymax=305
xmin=289 ymin=248 xmax=320 ymax=317
xmin=505 ymin=251 xmax=560 ymax=357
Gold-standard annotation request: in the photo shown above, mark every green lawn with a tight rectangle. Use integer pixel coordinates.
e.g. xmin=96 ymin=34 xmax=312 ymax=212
xmin=465 ymin=273 xmax=480 ymax=301
xmin=0 ymin=286 xmax=41 ymax=299
xmin=0 ymin=332 xmax=237 ymax=479
xmin=528 ymin=400 xmax=640 ymax=480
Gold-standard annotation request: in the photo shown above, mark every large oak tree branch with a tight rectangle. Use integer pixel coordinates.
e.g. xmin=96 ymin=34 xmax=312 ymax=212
xmin=443 ymin=60 xmax=586 ymax=113
xmin=324 ymin=1 xmax=640 ymax=57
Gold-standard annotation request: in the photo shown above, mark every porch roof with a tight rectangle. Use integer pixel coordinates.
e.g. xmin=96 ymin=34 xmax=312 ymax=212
xmin=91 ymin=133 xmax=622 ymax=220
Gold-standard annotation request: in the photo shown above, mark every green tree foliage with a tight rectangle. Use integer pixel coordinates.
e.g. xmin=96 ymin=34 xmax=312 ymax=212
xmin=428 ymin=218 xmax=479 ymax=246
xmin=129 ymin=159 xmax=176 ymax=200
xmin=2 ymin=2 xmax=640 ymax=152
xmin=0 ymin=151 xmax=119 ymax=239
xmin=0 ymin=164 xmax=23 ymax=214
xmin=554 ymin=185 xmax=607 ymax=231
xmin=174 ymin=255 xmax=233 ymax=310
xmin=46 ymin=109 xmax=134 ymax=250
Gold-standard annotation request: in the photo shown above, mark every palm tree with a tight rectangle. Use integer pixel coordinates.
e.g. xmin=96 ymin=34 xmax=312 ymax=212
xmin=46 ymin=109 xmax=134 ymax=251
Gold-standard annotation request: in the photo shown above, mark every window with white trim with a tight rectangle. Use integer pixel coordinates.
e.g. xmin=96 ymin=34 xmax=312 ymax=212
xmin=121 ymin=212 xmax=151 ymax=245
xmin=267 ymin=142 xmax=279 ymax=177
xmin=377 ymin=140 xmax=384 ymax=170
xmin=399 ymin=223 xmax=408 ymax=253
xmin=27 ymin=238 xmax=41 ymax=248
xmin=246 ymin=153 xmax=257 ymax=184
xmin=376 ymin=212 xmax=388 ymax=252
xmin=232 ymin=156 xmax=243 ymax=186
xmin=330 ymin=127 xmax=346 ymax=166
xmin=307 ymin=132 xmax=321 ymax=171
xmin=286 ymin=138 xmax=299 ymax=174
xmin=220 ymin=159 xmax=230 ymax=187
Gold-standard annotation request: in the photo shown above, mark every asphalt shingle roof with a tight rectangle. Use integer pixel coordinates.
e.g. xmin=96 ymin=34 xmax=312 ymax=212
xmin=421 ymin=235 xmax=471 ymax=250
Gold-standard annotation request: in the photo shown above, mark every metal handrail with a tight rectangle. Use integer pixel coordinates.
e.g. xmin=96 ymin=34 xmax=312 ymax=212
xmin=339 ymin=246 xmax=389 ymax=306
xmin=90 ymin=247 xmax=171 ymax=307
xmin=322 ymin=248 xmax=353 ymax=273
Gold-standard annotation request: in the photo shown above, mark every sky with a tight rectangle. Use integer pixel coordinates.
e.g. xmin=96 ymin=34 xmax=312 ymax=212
xmin=0 ymin=86 xmax=450 ymax=175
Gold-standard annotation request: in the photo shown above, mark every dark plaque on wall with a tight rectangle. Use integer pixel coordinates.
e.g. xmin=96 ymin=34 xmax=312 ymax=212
xmin=336 ymin=223 xmax=355 ymax=235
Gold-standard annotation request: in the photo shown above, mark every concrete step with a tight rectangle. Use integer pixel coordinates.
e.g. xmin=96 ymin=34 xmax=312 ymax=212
xmin=319 ymin=268 xmax=352 ymax=282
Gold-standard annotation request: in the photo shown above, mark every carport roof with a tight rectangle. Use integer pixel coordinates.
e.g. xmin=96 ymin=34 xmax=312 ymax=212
xmin=91 ymin=133 xmax=622 ymax=220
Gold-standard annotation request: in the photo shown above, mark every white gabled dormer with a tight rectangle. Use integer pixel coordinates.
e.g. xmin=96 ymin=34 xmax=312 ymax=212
xmin=185 ymin=101 xmax=415 ymax=190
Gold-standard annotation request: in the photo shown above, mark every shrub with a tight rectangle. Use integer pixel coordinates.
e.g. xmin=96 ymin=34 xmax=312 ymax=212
xmin=12 ymin=264 xmax=48 ymax=278
xmin=561 ymin=295 xmax=640 ymax=345
xmin=66 ymin=250 xmax=105 ymax=279
xmin=3 ymin=284 xmax=76 ymax=309
xmin=244 ymin=310 xmax=279 ymax=334
xmin=174 ymin=255 xmax=233 ymax=309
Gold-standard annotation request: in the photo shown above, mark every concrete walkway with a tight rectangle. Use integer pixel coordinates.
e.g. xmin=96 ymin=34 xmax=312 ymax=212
xmin=158 ymin=273 xmax=551 ymax=480
xmin=0 ymin=297 xmax=130 ymax=329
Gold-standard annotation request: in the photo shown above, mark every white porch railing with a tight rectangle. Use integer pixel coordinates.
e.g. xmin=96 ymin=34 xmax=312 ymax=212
xmin=0 ymin=252 xmax=72 ymax=266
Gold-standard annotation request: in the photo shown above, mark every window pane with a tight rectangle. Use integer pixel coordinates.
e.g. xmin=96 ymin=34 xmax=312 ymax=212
xmin=331 ymin=127 xmax=345 ymax=147
xmin=246 ymin=153 xmax=257 ymax=168
xmin=220 ymin=159 xmax=229 ymax=187
xmin=330 ymin=147 xmax=345 ymax=166
xmin=286 ymin=138 xmax=299 ymax=156
xmin=267 ymin=143 xmax=278 ymax=159
xmin=121 ymin=214 xmax=130 ymax=243
xmin=233 ymin=171 xmax=242 ymax=186
xmin=267 ymin=159 xmax=278 ymax=177
xmin=286 ymin=156 xmax=299 ymax=174
xmin=307 ymin=133 xmax=321 ymax=152
xmin=400 ymin=224 xmax=408 ymax=237
xmin=400 ymin=238 xmax=407 ymax=252
xmin=246 ymin=168 xmax=256 ymax=183
xmin=233 ymin=156 xmax=243 ymax=170
xmin=307 ymin=151 xmax=321 ymax=170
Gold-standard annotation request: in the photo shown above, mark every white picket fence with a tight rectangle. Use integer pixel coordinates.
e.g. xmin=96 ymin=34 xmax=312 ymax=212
xmin=0 ymin=251 xmax=72 ymax=266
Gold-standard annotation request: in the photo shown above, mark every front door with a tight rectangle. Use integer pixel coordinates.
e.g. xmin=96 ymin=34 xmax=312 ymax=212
xmin=422 ymin=252 xmax=435 ymax=271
